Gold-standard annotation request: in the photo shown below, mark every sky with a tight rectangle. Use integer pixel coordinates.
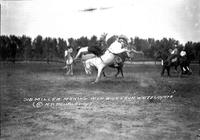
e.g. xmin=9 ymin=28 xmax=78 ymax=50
xmin=1 ymin=0 xmax=200 ymax=44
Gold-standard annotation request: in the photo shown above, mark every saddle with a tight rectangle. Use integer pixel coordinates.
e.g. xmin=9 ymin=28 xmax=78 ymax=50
xmin=114 ymin=55 xmax=123 ymax=63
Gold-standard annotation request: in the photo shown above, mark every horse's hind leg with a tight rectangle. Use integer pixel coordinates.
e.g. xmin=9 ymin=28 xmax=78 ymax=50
xmin=93 ymin=66 xmax=103 ymax=83
xmin=167 ymin=67 xmax=171 ymax=77
xmin=66 ymin=67 xmax=70 ymax=75
xmin=115 ymin=67 xmax=120 ymax=77
xmin=175 ymin=65 xmax=178 ymax=73
xmin=118 ymin=67 xmax=124 ymax=78
xmin=74 ymin=47 xmax=88 ymax=60
xmin=161 ymin=66 xmax=165 ymax=76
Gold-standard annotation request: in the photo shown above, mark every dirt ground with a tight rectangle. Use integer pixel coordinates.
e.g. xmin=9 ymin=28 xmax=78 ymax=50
xmin=1 ymin=62 xmax=200 ymax=140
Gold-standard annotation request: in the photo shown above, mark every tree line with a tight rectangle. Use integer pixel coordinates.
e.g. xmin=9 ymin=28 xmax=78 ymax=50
xmin=0 ymin=34 xmax=199 ymax=63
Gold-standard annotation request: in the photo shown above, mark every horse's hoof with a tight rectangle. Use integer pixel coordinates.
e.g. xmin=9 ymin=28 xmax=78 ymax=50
xmin=66 ymin=72 xmax=70 ymax=75
xmin=91 ymin=82 xmax=96 ymax=84
xmin=91 ymin=81 xmax=98 ymax=84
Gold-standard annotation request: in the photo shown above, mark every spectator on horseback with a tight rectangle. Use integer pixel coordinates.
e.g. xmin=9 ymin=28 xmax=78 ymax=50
xmin=64 ymin=47 xmax=73 ymax=68
xmin=167 ymin=44 xmax=179 ymax=66
xmin=10 ymin=38 xmax=17 ymax=63
xmin=63 ymin=47 xmax=74 ymax=75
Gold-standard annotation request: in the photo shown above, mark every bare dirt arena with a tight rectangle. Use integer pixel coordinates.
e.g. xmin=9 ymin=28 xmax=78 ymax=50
xmin=1 ymin=62 xmax=200 ymax=140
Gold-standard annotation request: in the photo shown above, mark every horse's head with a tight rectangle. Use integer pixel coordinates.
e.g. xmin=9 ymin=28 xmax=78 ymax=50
xmin=126 ymin=50 xmax=133 ymax=58
xmin=127 ymin=49 xmax=144 ymax=59
xmin=155 ymin=51 xmax=169 ymax=61
xmin=154 ymin=51 xmax=162 ymax=59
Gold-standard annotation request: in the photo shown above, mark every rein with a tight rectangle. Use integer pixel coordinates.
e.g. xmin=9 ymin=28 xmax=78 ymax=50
xmin=107 ymin=49 xmax=118 ymax=55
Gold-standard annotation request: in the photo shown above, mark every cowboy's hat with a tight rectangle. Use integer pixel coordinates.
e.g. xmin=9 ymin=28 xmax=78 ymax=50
xmin=118 ymin=35 xmax=128 ymax=43
xmin=67 ymin=48 xmax=73 ymax=53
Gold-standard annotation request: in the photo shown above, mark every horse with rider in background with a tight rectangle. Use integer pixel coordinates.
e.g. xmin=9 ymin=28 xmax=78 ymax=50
xmin=155 ymin=45 xmax=193 ymax=77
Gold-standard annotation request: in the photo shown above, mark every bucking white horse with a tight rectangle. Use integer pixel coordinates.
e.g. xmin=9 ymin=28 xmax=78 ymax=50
xmin=84 ymin=36 xmax=132 ymax=83
xmin=63 ymin=48 xmax=74 ymax=75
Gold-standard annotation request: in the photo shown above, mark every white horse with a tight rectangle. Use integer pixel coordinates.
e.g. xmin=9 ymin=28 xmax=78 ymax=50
xmin=63 ymin=48 xmax=74 ymax=75
xmin=84 ymin=39 xmax=131 ymax=83
xmin=80 ymin=53 xmax=96 ymax=74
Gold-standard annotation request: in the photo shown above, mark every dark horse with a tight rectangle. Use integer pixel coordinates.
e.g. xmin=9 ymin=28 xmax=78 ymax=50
xmin=102 ymin=52 xmax=129 ymax=77
xmin=155 ymin=50 xmax=192 ymax=76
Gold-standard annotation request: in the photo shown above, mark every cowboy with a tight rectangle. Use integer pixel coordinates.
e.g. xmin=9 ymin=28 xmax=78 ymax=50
xmin=109 ymin=35 xmax=128 ymax=52
xmin=10 ymin=39 xmax=17 ymax=63
xmin=109 ymin=35 xmax=129 ymax=66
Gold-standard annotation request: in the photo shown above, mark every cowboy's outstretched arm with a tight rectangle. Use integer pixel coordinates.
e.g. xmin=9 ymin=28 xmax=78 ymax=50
xmin=74 ymin=47 xmax=88 ymax=60
xmin=131 ymin=49 xmax=144 ymax=54
xmin=119 ymin=48 xmax=130 ymax=53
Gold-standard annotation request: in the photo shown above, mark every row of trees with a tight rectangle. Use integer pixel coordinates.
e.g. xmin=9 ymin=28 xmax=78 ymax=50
xmin=0 ymin=34 xmax=200 ymax=63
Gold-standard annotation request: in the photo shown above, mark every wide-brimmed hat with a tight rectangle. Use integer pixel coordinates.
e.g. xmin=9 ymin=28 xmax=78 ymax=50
xmin=118 ymin=35 xmax=128 ymax=43
xmin=174 ymin=44 xmax=178 ymax=48
xmin=68 ymin=48 xmax=73 ymax=53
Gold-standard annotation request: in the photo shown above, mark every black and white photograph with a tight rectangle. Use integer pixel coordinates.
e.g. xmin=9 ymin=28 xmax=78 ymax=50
xmin=0 ymin=0 xmax=200 ymax=139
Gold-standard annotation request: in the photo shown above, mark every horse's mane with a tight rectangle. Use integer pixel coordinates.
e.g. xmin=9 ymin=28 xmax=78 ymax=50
xmin=156 ymin=50 xmax=170 ymax=60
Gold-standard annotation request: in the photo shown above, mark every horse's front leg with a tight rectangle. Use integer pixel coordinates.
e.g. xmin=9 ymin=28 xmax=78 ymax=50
xmin=102 ymin=71 xmax=106 ymax=77
xmin=186 ymin=66 xmax=192 ymax=75
xmin=66 ymin=66 xmax=70 ymax=75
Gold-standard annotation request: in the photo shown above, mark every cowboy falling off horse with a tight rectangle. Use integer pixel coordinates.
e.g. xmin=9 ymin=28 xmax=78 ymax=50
xmin=63 ymin=34 xmax=143 ymax=82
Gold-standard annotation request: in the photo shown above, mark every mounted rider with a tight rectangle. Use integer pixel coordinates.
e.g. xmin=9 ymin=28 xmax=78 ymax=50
xmin=167 ymin=44 xmax=179 ymax=66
